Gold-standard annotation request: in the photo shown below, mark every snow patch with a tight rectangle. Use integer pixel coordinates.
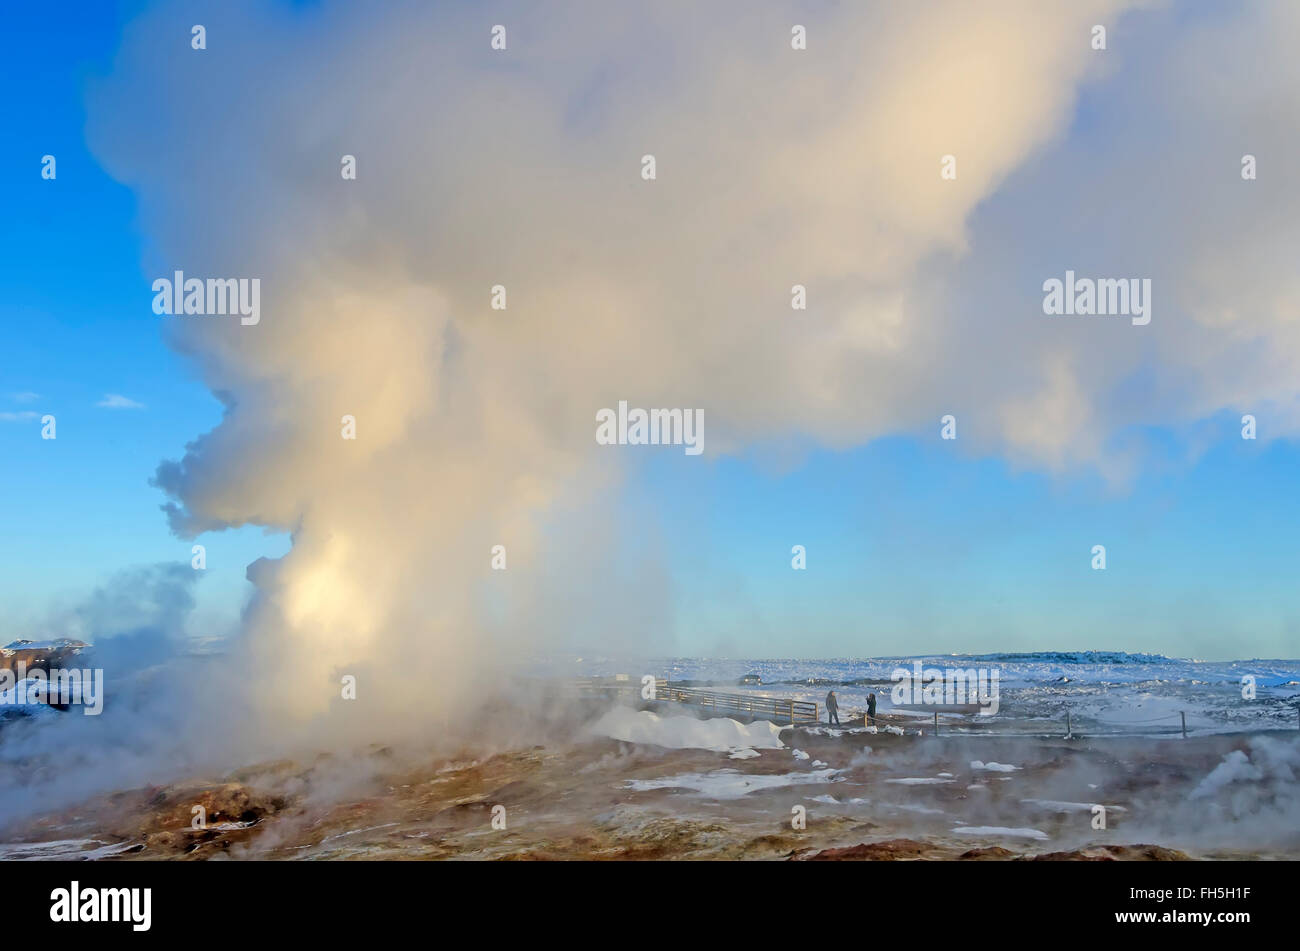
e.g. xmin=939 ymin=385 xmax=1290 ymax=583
xmin=588 ymin=707 xmax=787 ymax=752
xmin=951 ymin=826 xmax=1048 ymax=840
xmin=0 ymin=839 xmax=139 ymax=860
xmin=886 ymin=777 xmax=954 ymax=785
xmin=1021 ymin=798 xmax=1126 ymax=814
xmin=623 ymin=767 xmax=841 ymax=800
xmin=971 ymin=760 xmax=1020 ymax=772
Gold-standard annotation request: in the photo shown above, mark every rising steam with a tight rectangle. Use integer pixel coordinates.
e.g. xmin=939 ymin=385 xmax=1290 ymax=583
xmin=68 ymin=0 xmax=1300 ymax=753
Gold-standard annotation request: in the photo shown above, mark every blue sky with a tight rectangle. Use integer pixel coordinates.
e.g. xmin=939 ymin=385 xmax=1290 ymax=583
xmin=625 ymin=429 xmax=1300 ymax=660
xmin=1 ymin=2 xmax=290 ymax=641
xmin=3 ymin=1 xmax=1298 ymax=662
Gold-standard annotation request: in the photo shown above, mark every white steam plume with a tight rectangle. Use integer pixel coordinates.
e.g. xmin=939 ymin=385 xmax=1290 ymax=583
xmin=82 ymin=0 xmax=1300 ymax=738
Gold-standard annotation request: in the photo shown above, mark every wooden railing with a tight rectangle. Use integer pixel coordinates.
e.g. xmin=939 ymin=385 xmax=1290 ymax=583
xmin=570 ymin=678 xmax=818 ymax=725
xmin=572 ymin=677 xmax=667 ymax=697
xmin=650 ymin=685 xmax=818 ymax=725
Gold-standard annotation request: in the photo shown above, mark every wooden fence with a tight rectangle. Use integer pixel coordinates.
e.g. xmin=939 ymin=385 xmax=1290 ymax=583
xmin=572 ymin=678 xmax=818 ymax=725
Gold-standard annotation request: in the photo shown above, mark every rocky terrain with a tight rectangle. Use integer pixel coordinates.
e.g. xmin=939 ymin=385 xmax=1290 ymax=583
xmin=2 ymin=715 xmax=1294 ymax=860
xmin=1 ymin=639 xmax=90 ymax=677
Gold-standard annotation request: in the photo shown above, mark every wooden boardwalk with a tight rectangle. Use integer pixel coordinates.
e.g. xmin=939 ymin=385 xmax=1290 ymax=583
xmin=573 ymin=677 xmax=819 ymax=725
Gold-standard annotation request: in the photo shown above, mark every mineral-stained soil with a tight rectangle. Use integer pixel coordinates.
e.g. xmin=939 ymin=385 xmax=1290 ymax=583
xmin=2 ymin=720 xmax=1296 ymax=860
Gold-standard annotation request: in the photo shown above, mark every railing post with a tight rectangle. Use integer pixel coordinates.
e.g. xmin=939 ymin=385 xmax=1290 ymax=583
xmin=1180 ymin=711 xmax=1187 ymax=739
xmin=933 ymin=711 xmax=938 ymax=735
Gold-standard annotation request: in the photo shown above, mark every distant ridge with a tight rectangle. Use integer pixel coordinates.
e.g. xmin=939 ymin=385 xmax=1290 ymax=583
xmin=946 ymin=651 xmax=1174 ymax=666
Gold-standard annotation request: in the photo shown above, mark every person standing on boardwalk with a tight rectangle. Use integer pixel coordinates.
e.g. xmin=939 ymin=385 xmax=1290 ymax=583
xmin=866 ymin=692 xmax=877 ymax=727
xmin=825 ymin=690 xmax=840 ymax=726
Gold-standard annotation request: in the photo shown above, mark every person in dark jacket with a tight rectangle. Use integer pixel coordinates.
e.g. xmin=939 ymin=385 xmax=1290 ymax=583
xmin=825 ymin=690 xmax=840 ymax=726
xmin=866 ymin=692 xmax=877 ymax=726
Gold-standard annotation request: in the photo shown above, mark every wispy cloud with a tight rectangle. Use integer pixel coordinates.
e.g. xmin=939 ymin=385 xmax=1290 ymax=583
xmin=97 ymin=393 xmax=145 ymax=410
xmin=10 ymin=392 xmax=40 ymax=403
xmin=0 ymin=411 xmax=39 ymax=422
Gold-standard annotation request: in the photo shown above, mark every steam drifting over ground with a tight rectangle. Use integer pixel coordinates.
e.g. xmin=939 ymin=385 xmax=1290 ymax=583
xmin=78 ymin=0 xmax=1300 ymax=752
xmin=3 ymin=0 xmax=1297 ymax=851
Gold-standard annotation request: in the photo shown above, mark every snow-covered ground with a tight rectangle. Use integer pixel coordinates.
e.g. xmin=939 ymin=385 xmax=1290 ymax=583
xmin=0 ymin=838 xmax=139 ymax=860
xmin=951 ymin=826 xmax=1048 ymax=840
xmin=587 ymin=706 xmax=789 ymax=753
xmin=0 ymin=678 xmax=61 ymax=721
xmin=563 ymin=653 xmax=1300 ymax=735
xmin=623 ymin=767 xmax=841 ymax=799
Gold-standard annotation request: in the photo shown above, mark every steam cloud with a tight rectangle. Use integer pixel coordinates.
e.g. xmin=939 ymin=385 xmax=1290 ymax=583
xmin=75 ymin=0 xmax=1300 ymax=747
